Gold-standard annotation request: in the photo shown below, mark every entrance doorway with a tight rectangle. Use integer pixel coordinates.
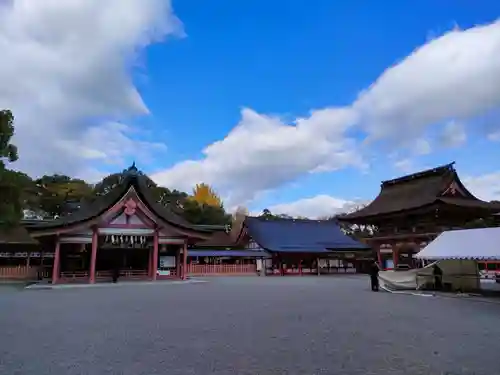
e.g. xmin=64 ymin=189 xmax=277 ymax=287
xmin=96 ymin=247 xmax=150 ymax=281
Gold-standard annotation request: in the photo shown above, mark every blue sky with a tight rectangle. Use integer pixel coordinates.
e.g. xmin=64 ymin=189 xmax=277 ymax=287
xmin=2 ymin=1 xmax=500 ymax=218
xmin=140 ymin=0 xmax=500 ymax=215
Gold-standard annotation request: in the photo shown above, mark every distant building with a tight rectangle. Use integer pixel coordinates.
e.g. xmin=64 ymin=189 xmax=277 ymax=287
xmin=338 ymin=162 xmax=500 ymax=270
xmin=236 ymin=216 xmax=372 ymax=275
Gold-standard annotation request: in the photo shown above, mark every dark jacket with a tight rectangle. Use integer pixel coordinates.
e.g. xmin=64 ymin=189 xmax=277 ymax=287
xmin=369 ymin=263 xmax=380 ymax=277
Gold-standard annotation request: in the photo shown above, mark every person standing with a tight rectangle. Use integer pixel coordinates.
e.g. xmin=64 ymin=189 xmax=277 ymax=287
xmin=369 ymin=260 xmax=380 ymax=291
xmin=433 ymin=264 xmax=443 ymax=290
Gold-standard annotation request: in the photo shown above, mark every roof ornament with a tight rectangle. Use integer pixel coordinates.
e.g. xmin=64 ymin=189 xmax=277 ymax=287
xmin=125 ymin=161 xmax=139 ymax=176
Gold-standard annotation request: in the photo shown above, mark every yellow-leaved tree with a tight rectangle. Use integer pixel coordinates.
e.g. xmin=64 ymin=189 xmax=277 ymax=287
xmin=190 ymin=183 xmax=223 ymax=207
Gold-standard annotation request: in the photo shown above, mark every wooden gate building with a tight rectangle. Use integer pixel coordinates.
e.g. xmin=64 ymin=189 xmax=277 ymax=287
xmin=338 ymin=163 xmax=500 ymax=270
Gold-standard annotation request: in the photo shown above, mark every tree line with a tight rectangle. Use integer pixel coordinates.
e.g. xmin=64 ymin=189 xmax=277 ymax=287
xmin=0 ymin=110 xmax=232 ymax=228
xmin=3 ymin=109 xmax=499 ymax=231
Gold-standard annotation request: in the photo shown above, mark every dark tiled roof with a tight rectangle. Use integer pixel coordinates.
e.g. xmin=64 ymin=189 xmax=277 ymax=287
xmin=244 ymin=217 xmax=370 ymax=253
xmin=339 ymin=162 xmax=500 ymax=221
xmin=0 ymin=226 xmax=38 ymax=244
xmin=27 ymin=168 xmax=210 ymax=233
xmin=193 ymin=230 xmax=238 ymax=248
xmin=188 ymin=249 xmax=270 ymax=257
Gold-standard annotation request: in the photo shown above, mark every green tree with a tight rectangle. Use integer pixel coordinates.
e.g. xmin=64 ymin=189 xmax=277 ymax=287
xmin=0 ymin=110 xmax=22 ymax=226
xmin=36 ymin=174 xmax=92 ymax=217
xmin=259 ymin=209 xmax=292 ymax=220
xmin=0 ymin=110 xmax=18 ymax=167
xmin=7 ymin=171 xmax=38 ymax=211
xmin=182 ymin=199 xmax=232 ymax=226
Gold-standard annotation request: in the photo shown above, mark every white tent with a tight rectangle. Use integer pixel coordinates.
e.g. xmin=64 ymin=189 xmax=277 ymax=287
xmin=379 ymin=259 xmax=480 ymax=292
xmin=416 ymin=227 xmax=500 ymax=260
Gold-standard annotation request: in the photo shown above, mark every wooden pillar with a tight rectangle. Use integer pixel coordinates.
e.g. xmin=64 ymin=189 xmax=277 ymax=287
xmin=298 ymin=259 xmax=302 ymax=276
xmin=89 ymin=228 xmax=98 ymax=284
xmin=317 ymin=257 xmax=320 ymax=276
xmin=182 ymin=241 xmax=188 ymax=280
xmin=51 ymin=237 xmax=61 ymax=284
xmin=152 ymin=230 xmax=159 ymax=280
xmin=176 ymin=248 xmax=181 ymax=279
xmin=392 ymin=243 xmax=399 ymax=269
xmin=148 ymin=246 xmax=154 ymax=278
xmin=375 ymin=242 xmax=382 ymax=266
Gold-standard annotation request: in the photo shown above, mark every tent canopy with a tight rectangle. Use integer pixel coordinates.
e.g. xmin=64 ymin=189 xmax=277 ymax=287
xmin=416 ymin=227 xmax=500 ymax=260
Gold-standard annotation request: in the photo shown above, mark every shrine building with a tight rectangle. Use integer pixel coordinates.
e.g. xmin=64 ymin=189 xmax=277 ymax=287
xmin=236 ymin=216 xmax=373 ymax=275
xmin=0 ymin=164 xmax=373 ymax=282
xmin=17 ymin=164 xmax=214 ymax=283
xmin=338 ymin=162 xmax=500 ymax=270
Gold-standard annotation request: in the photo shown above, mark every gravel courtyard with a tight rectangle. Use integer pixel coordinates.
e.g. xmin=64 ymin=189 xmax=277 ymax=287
xmin=1 ymin=276 xmax=500 ymax=375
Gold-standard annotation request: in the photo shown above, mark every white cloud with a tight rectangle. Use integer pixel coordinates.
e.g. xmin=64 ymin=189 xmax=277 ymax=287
xmin=355 ymin=21 xmax=500 ymax=143
xmin=463 ymin=172 xmax=500 ymax=202
xmin=394 ymin=158 xmax=414 ymax=173
xmin=440 ymin=121 xmax=467 ymax=147
xmin=257 ymin=195 xmax=368 ymax=219
xmin=414 ymin=138 xmax=432 ymax=155
xmin=154 ymin=21 xmax=500 ymax=205
xmin=56 ymin=122 xmax=167 ymax=166
xmin=5 ymin=4 xmax=500 ymax=211
xmin=152 ymin=107 xmax=364 ymax=205
xmin=488 ymin=131 xmax=500 ymax=141
xmin=0 ymin=0 xmax=181 ymax=178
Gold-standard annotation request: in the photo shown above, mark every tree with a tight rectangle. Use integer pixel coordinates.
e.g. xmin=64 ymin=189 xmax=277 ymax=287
xmin=36 ymin=175 xmax=92 ymax=217
xmin=8 ymin=171 xmax=38 ymax=211
xmin=182 ymin=199 xmax=232 ymax=226
xmin=333 ymin=204 xmax=378 ymax=239
xmin=0 ymin=110 xmax=18 ymax=168
xmin=0 ymin=110 xmax=22 ymax=226
xmin=190 ymin=183 xmax=222 ymax=207
xmin=259 ymin=209 xmax=292 ymax=220
xmin=261 ymin=208 xmax=273 ymax=218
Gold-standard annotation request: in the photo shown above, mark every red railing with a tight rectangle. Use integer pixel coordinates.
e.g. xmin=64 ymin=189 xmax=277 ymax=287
xmin=266 ymin=267 xmax=358 ymax=275
xmin=187 ymin=264 xmax=257 ymax=276
xmin=96 ymin=269 xmax=149 ymax=280
xmin=0 ymin=266 xmax=40 ymax=280
xmin=60 ymin=271 xmax=89 ymax=283
xmin=267 ymin=268 xmax=318 ymax=275
xmin=60 ymin=270 xmax=150 ymax=282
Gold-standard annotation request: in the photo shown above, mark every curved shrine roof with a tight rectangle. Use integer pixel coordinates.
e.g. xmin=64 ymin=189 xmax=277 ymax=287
xmin=339 ymin=162 xmax=500 ymax=222
xmin=27 ymin=166 xmax=210 ymax=234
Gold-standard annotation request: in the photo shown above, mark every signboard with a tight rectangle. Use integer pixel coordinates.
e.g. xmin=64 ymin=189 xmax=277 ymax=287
xmin=159 ymin=256 xmax=176 ymax=268
xmin=157 ymin=270 xmax=171 ymax=276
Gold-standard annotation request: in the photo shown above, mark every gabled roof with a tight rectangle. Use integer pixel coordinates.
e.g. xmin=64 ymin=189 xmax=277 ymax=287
xmin=27 ymin=165 xmax=210 ymax=234
xmin=244 ymin=217 xmax=370 ymax=253
xmin=339 ymin=162 xmax=500 ymax=222
xmin=0 ymin=226 xmax=38 ymax=244
xmin=192 ymin=230 xmax=238 ymax=248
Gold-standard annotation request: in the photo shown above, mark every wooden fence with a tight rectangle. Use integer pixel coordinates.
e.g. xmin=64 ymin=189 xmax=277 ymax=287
xmin=187 ymin=264 xmax=257 ymax=276
xmin=0 ymin=266 xmax=44 ymax=280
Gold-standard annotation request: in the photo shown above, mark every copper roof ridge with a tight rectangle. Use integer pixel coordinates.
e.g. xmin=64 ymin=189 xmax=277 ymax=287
xmin=381 ymin=162 xmax=455 ymax=187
